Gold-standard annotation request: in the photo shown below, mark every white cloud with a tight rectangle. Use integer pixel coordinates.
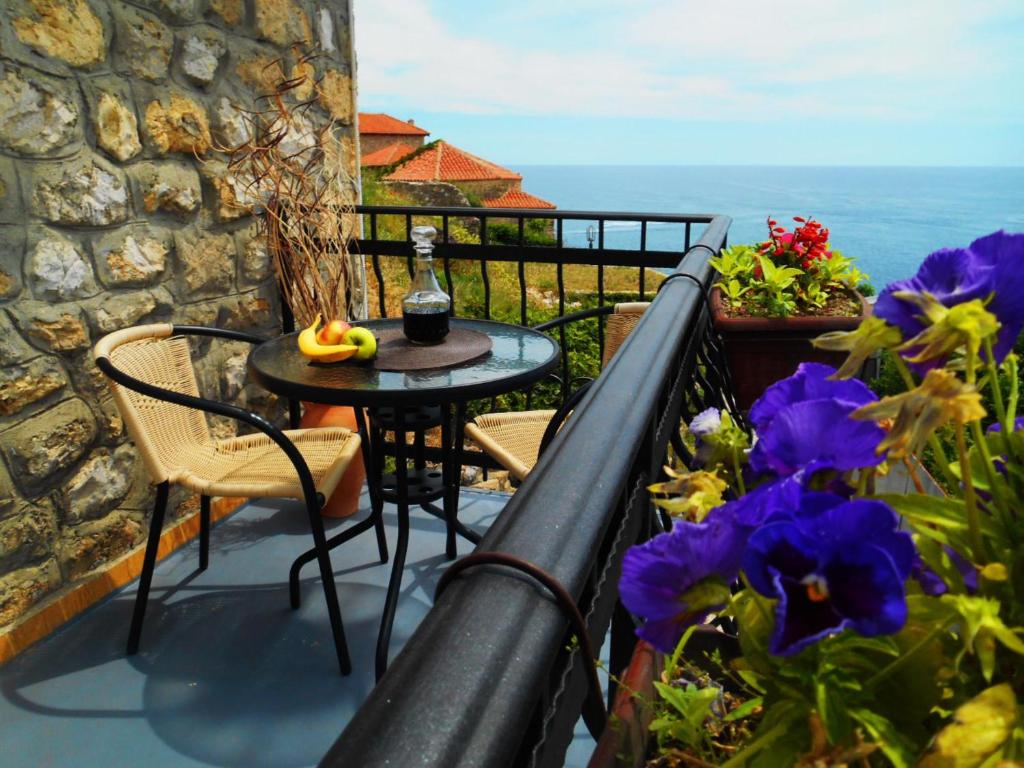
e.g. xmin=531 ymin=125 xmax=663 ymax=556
xmin=353 ymin=0 xmax=1023 ymax=121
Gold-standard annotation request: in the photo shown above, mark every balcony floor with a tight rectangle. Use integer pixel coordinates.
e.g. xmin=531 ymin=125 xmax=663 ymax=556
xmin=1 ymin=488 xmax=609 ymax=767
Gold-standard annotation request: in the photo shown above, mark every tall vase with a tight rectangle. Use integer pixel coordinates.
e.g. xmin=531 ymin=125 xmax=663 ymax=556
xmin=300 ymin=402 xmax=366 ymax=518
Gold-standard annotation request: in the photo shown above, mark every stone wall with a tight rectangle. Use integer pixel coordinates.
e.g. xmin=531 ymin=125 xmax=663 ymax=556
xmin=360 ymin=133 xmax=424 ymax=156
xmin=0 ymin=0 xmax=358 ymax=633
xmin=455 ymin=178 xmax=519 ymax=201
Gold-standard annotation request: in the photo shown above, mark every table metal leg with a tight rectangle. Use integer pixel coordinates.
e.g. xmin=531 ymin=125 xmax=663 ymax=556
xmin=358 ymin=408 xmax=388 ymax=564
xmin=376 ymin=409 xmax=409 ymax=681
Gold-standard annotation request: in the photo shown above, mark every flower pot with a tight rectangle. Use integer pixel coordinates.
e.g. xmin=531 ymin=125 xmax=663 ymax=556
xmin=711 ymin=288 xmax=870 ymax=411
xmin=589 ymin=629 xmax=741 ymax=768
xmin=588 ymin=641 xmax=662 ymax=768
xmin=300 ymin=402 xmax=366 ymax=518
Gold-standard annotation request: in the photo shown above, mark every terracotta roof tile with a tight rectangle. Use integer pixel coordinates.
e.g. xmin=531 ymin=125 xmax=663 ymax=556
xmin=360 ymin=142 xmax=416 ymax=167
xmin=358 ymin=113 xmax=430 ymax=136
xmin=481 ymin=189 xmax=556 ymax=209
xmin=384 ymin=141 xmax=521 ymax=182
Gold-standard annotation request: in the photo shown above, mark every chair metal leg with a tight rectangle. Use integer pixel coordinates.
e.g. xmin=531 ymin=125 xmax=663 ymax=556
xmin=302 ymin=493 xmax=352 ymax=676
xmin=358 ymin=408 xmax=388 ymax=565
xmin=199 ymin=494 xmax=210 ymax=571
xmin=127 ymin=481 xmax=169 ymax=655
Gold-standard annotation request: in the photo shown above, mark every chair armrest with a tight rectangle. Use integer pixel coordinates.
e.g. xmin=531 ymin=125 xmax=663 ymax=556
xmin=531 ymin=305 xmax=614 ymax=333
xmin=95 ymin=356 xmax=321 ymax=505
xmin=172 ymin=325 xmax=267 ymax=345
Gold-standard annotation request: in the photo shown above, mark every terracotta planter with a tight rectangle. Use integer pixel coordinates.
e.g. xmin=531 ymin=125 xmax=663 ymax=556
xmin=300 ymin=402 xmax=366 ymax=518
xmin=711 ymin=288 xmax=870 ymax=411
xmin=588 ymin=641 xmax=662 ymax=768
xmin=589 ymin=631 xmax=742 ymax=768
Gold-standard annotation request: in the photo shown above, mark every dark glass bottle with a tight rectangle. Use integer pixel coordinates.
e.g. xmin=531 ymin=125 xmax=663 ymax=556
xmin=402 ymin=226 xmax=451 ymax=344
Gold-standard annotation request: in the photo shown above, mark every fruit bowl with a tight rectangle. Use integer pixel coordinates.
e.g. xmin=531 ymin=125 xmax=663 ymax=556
xmin=298 ymin=316 xmax=377 ymax=363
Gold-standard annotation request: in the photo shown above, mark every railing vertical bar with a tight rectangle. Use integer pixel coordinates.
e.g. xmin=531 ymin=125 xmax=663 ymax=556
xmin=369 ymin=214 xmax=387 ymax=318
xmin=442 ymin=215 xmax=454 ymax=313
xmin=555 ymin=217 xmax=569 ymax=402
xmin=597 ymin=220 xmax=605 ymax=359
xmin=480 ymin=216 xmax=491 ymax=319
xmin=518 ymin=217 xmax=527 ymax=326
xmin=685 ymin=221 xmax=692 ymax=251
xmin=405 ymin=213 xmax=414 ymax=278
xmin=639 ymin=220 xmax=647 ymax=300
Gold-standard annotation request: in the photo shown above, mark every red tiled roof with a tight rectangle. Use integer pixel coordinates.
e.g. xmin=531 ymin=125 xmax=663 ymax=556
xmin=360 ymin=142 xmax=416 ymax=168
xmin=358 ymin=113 xmax=429 ymax=136
xmin=384 ymin=141 xmax=521 ymax=182
xmin=482 ymin=189 xmax=556 ymax=209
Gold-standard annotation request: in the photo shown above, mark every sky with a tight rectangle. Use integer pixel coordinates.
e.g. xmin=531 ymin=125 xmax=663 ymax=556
xmin=353 ymin=0 xmax=1024 ymax=166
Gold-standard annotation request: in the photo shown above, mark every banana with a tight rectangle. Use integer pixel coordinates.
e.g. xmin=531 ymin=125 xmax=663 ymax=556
xmin=297 ymin=315 xmax=359 ymax=362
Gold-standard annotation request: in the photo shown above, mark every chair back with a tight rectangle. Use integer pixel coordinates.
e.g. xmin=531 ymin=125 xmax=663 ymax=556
xmin=601 ymin=302 xmax=649 ymax=368
xmin=94 ymin=324 xmax=211 ymax=485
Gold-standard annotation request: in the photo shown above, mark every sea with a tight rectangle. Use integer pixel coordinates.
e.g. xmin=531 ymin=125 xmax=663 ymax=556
xmin=511 ymin=165 xmax=1024 ymax=290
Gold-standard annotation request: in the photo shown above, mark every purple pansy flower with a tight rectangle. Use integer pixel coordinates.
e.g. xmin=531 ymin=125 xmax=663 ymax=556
xmin=620 ymin=505 xmax=748 ymax=652
xmin=912 ymin=548 xmax=978 ymax=597
xmin=875 ymin=231 xmax=1024 ymax=364
xmin=987 ymin=417 xmax=1024 ymax=434
xmin=725 ymin=477 xmax=804 ymax=529
xmin=748 ymin=399 xmax=886 ymax=478
xmin=743 ymin=493 xmax=914 ymax=656
xmin=749 ymin=363 xmax=877 ymax=433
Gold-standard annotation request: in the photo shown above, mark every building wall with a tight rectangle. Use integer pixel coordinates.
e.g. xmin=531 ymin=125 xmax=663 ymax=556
xmin=360 ymin=133 xmax=425 ymax=156
xmin=455 ymin=179 xmax=520 ymax=201
xmin=0 ymin=0 xmax=358 ymax=634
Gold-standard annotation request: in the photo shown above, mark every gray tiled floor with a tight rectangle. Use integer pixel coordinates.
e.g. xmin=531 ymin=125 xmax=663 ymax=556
xmin=2 ymin=489 xmax=567 ymax=768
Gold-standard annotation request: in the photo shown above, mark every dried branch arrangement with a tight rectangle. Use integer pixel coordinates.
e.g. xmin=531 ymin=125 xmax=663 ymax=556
xmin=224 ymin=53 xmax=358 ymax=327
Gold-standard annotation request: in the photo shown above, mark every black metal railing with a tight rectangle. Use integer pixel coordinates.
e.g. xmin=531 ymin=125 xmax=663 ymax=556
xmin=321 ymin=210 xmax=735 ymax=767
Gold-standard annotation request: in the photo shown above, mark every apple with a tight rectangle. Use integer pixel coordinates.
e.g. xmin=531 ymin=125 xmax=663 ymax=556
xmin=316 ymin=318 xmax=352 ymax=346
xmin=342 ymin=326 xmax=377 ymax=360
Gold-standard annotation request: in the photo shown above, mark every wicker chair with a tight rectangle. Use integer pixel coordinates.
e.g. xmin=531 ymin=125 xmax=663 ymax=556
xmin=465 ymin=302 xmax=648 ymax=482
xmin=94 ymin=324 xmax=384 ymax=675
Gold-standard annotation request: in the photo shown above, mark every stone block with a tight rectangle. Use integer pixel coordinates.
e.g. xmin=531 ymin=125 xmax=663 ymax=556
xmin=62 ymin=444 xmax=134 ymax=525
xmin=112 ymin=4 xmax=172 ymax=82
xmin=0 ymin=313 xmax=36 ymax=366
xmin=0 ymin=226 xmax=26 ymax=302
xmin=254 ymin=0 xmax=312 ymax=46
xmin=92 ymin=289 xmax=168 ymax=334
xmin=0 ymin=460 xmax=17 ymax=520
xmin=0 ymin=61 xmax=80 ymax=156
xmin=237 ymin=225 xmax=271 ymax=284
xmin=317 ymin=69 xmax=353 ymax=123
xmin=174 ymin=230 xmax=235 ymax=299
xmin=0 ymin=356 xmax=68 ymax=417
xmin=316 ymin=6 xmax=337 ymax=52
xmin=11 ymin=0 xmax=107 ymax=68
xmin=141 ymin=0 xmax=198 ymax=22
xmin=0 ymin=559 xmax=61 ymax=626
xmin=29 ymin=156 xmax=131 ymax=226
xmin=10 ymin=300 xmax=90 ymax=354
xmin=179 ymin=27 xmax=226 ymax=87
xmin=144 ymin=92 xmax=213 ymax=156
xmin=199 ymin=160 xmax=255 ymax=222
xmin=0 ymin=157 xmax=21 ymax=224
xmin=59 ymin=511 xmax=142 ymax=582
xmin=234 ymin=53 xmax=284 ymax=94
xmin=208 ymin=0 xmax=244 ymax=26
xmin=0 ymin=498 xmax=58 ymax=571
xmin=129 ymin=161 xmax=201 ymax=218
xmin=221 ymin=288 xmax=274 ymax=331
xmin=1 ymin=397 xmax=97 ymax=494
xmin=92 ymin=91 xmax=142 ymax=162
xmin=26 ymin=229 xmax=99 ymax=301
xmin=213 ymin=97 xmax=251 ymax=149
xmin=93 ymin=227 xmax=169 ymax=288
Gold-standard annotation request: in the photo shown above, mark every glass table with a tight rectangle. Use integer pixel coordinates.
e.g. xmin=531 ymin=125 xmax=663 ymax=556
xmin=248 ymin=318 xmax=560 ymax=678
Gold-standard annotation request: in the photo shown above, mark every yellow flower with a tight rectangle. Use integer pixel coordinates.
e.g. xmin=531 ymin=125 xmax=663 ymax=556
xmin=649 ymin=469 xmax=728 ymax=522
xmin=895 ymin=294 xmax=1000 ymax=365
xmin=853 ymin=369 xmax=986 ymax=459
xmin=813 ymin=316 xmax=903 ymax=379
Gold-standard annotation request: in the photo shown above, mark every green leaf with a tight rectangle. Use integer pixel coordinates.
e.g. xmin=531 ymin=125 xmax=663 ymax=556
xmin=849 ymin=708 xmax=916 ymax=768
xmin=917 ymin=684 xmax=1018 ymax=768
xmin=723 ymin=696 xmax=763 ymax=722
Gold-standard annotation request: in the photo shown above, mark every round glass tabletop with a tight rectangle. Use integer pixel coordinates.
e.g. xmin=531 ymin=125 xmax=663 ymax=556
xmin=248 ymin=318 xmax=561 ymax=407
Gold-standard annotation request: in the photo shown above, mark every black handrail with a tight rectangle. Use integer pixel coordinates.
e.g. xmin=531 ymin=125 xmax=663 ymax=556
xmin=322 ymin=214 xmax=733 ymax=767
